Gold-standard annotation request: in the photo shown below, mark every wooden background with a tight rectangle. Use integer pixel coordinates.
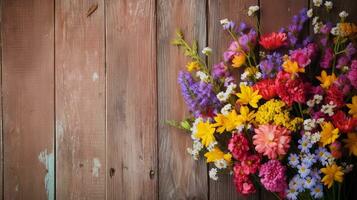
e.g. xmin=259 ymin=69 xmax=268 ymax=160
xmin=1 ymin=0 xmax=356 ymax=199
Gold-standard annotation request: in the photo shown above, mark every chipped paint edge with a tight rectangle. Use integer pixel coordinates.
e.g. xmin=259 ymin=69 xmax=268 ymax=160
xmin=38 ymin=150 xmax=54 ymax=200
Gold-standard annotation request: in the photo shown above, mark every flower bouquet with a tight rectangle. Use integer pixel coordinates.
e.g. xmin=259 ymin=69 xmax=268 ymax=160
xmin=170 ymin=1 xmax=357 ymax=200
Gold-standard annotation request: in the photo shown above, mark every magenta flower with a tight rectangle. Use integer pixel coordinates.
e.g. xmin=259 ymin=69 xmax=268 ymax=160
xmin=259 ymin=160 xmax=287 ymax=193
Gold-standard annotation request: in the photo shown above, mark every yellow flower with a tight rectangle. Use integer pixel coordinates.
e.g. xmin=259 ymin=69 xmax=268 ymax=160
xmin=237 ymin=106 xmax=255 ymax=124
xmin=282 ymin=59 xmax=305 ymax=76
xmin=186 ymin=61 xmax=200 ymax=72
xmin=347 ymin=96 xmax=357 ymax=118
xmin=232 ymin=54 xmax=246 ymax=68
xmin=236 ymin=85 xmax=262 ymax=108
xmin=213 ymin=110 xmax=241 ymax=133
xmin=321 ymin=164 xmax=344 ymax=188
xmin=320 ymin=122 xmax=339 ymax=146
xmin=343 ymin=133 xmax=357 ymax=156
xmin=204 ymin=147 xmax=232 ymax=164
xmin=194 ymin=121 xmax=216 ymax=147
xmin=316 ymin=70 xmax=337 ymax=89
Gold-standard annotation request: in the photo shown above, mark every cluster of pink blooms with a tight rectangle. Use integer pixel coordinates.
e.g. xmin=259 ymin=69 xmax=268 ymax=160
xmin=259 ymin=160 xmax=288 ymax=195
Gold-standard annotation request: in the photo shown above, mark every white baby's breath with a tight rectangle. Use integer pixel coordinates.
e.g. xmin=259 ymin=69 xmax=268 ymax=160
xmin=339 ymin=11 xmax=349 ymax=19
xmin=324 ymin=1 xmax=333 ymax=10
xmin=248 ymin=5 xmax=259 ymax=16
xmin=202 ymin=47 xmax=212 ymax=55
xmin=313 ymin=0 xmax=323 ymax=7
xmin=307 ymin=9 xmax=313 ymax=18
xmin=209 ymin=168 xmax=219 ymax=180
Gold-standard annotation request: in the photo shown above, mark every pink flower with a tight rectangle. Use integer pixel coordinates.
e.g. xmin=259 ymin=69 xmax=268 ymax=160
xmin=253 ymin=125 xmax=291 ymax=159
xmin=241 ymin=155 xmax=261 ymax=174
xmin=259 ymin=160 xmax=287 ymax=193
xmin=228 ymin=134 xmax=250 ymax=160
xmin=223 ymin=41 xmax=239 ymax=62
xmin=320 ymin=48 xmax=333 ymax=69
xmin=348 ymin=60 xmax=357 ymax=88
xmin=275 ymin=71 xmax=307 ymax=106
xmin=325 ymin=84 xmax=344 ymax=108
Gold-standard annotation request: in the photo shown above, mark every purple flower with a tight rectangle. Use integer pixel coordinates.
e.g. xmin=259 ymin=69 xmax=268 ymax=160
xmin=286 ymin=8 xmax=308 ymax=46
xmin=178 ymin=71 xmax=220 ymax=117
xmin=223 ymin=41 xmax=239 ymax=62
xmin=346 ymin=43 xmax=356 ymax=59
xmin=348 ymin=60 xmax=357 ymax=88
xmin=223 ymin=21 xmax=235 ymax=30
xmin=320 ymin=48 xmax=333 ymax=69
xmin=259 ymin=52 xmax=283 ymax=78
xmin=335 ymin=74 xmax=352 ymax=95
xmin=336 ymin=56 xmax=349 ymax=69
xmin=212 ymin=62 xmax=228 ymax=79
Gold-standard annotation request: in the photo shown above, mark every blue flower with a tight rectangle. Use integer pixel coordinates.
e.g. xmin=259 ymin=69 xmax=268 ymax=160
xmin=289 ymin=175 xmax=304 ymax=193
xmin=286 ymin=187 xmax=298 ymax=200
xmin=311 ymin=184 xmax=323 ymax=199
xmin=298 ymin=136 xmax=312 ymax=153
xmin=297 ymin=163 xmax=311 ymax=178
xmin=304 ymin=176 xmax=316 ymax=189
xmin=301 ymin=153 xmax=317 ymax=168
xmin=315 ymin=147 xmax=331 ymax=166
xmin=288 ymin=153 xmax=300 ymax=168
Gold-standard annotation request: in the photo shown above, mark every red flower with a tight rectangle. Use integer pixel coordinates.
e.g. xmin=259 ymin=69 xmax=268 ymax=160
xmin=241 ymin=155 xmax=261 ymax=174
xmin=259 ymin=32 xmax=287 ymax=50
xmin=228 ymin=134 xmax=250 ymax=160
xmin=325 ymin=84 xmax=344 ymax=108
xmin=233 ymin=164 xmax=257 ymax=195
xmin=275 ymin=71 xmax=306 ymax=106
xmin=332 ymin=111 xmax=357 ymax=133
xmin=253 ymin=79 xmax=277 ymax=100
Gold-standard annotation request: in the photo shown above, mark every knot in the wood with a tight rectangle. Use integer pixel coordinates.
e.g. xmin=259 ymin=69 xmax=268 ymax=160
xmin=149 ymin=169 xmax=155 ymax=179
xmin=109 ymin=168 xmax=115 ymax=178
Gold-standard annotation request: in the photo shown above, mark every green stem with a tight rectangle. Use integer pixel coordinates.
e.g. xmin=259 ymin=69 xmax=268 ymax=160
xmin=298 ymin=103 xmax=304 ymax=118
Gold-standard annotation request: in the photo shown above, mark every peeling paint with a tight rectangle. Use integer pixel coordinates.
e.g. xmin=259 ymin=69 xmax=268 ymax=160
xmin=38 ymin=150 xmax=54 ymax=200
xmin=92 ymin=158 xmax=101 ymax=177
xmin=92 ymin=72 xmax=99 ymax=81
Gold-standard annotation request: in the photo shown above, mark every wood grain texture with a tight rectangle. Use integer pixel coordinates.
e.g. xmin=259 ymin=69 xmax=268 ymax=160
xmin=310 ymin=0 xmax=357 ymax=23
xmin=157 ymin=0 xmax=208 ymax=199
xmin=2 ymin=0 xmax=54 ymax=199
xmin=0 ymin=0 xmax=3 ymax=198
xmin=260 ymin=0 xmax=308 ymax=33
xmin=106 ymin=0 xmax=158 ymax=199
xmin=55 ymin=0 xmax=106 ymax=199
xmin=208 ymin=1 xmax=259 ymax=199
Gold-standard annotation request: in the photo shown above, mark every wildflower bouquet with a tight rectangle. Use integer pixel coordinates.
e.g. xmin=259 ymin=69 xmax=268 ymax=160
xmin=170 ymin=1 xmax=357 ymax=200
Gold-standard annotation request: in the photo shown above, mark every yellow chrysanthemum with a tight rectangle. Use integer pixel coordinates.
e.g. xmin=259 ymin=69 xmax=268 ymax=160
xmin=186 ymin=61 xmax=200 ymax=72
xmin=320 ymin=122 xmax=339 ymax=146
xmin=213 ymin=110 xmax=241 ymax=133
xmin=321 ymin=164 xmax=344 ymax=188
xmin=343 ymin=133 xmax=357 ymax=156
xmin=194 ymin=121 xmax=216 ymax=147
xmin=316 ymin=70 xmax=337 ymax=89
xmin=204 ymin=147 xmax=232 ymax=164
xmin=236 ymin=85 xmax=262 ymax=108
xmin=237 ymin=106 xmax=255 ymax=124
xmin=282 ymin=59 xmax=305 ymax=76
xmin=232 ymin=54 xmax=246 ymax=68
xmin=347 ymin=96 xmax=357 ymax=118
xmin=338 ymin=22 xmax=357 ymax=37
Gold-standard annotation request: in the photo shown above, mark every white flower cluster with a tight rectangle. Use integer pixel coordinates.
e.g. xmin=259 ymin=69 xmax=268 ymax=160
xmin=214 ymin=159 xmax=228 ymax=169
xmin=331 ymin=26 xmax=340 ymax=36
xmin=220 ymin=18 xmax=229 ymax=25
xmin=312 ymin=17 xmax=323 ymax=34
xmin=324 ymin=1 xmax=333 ymax=10
xmin=313 ymin=0 xmax=323 ymax=7
xmin=216 ymin=83 xmax=237 ymax=102
xmin=202 ymin=47 xmax=212 ymax=55
xmin=196 ymin=71 xmax=209 ymax=82
xmin=207 ymin=141 xmax=218 ymax=152
xmin=248 ymin=5 xmax=259 ymax=16
xmin=307 ymin=9 xmax=313 ymax=18
xmin=306 ymin=94 xmax=323 ymax=107
xmin=187 ymin=118 xmax=204 ymax=159
xmin=303 ymin=119 xmax=317 ymax=131
xmin=303 ymin=119 xmax=322 ymax=144
xmin=321 ymin=101 xmax=336 ymax=116
xmin=220 ymin=104 xmax=232 ymax=115
xmin=209 ymin=168 xmax=218 ymax=180
xmin=339 ymin=11 xmax=349 ymax=19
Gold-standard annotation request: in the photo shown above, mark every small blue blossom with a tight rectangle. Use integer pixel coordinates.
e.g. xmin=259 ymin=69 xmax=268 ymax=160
xmin=297 ymin=163 xmax=311 ymax=178
xmin=304 ymin=176 xmax=316 ymax=189
xmin=315 ymin=147 xmax=331 ymax=166
xmin=298 ymin=136 xmax=312 ymax=153
xmin=302 ymin=153 xmax=317 ymax=167
xmin=289 ymin=175 xmax=305 ymax=192
xmin=311 ymin=184 xmax=323 ymax=199
xmin=288 ymin=153 xmax=300 ymax=168
xmin=286 ymin=187 xmax=298 ymax=200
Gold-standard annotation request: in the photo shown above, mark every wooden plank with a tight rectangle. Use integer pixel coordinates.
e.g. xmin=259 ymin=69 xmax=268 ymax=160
xmin=260 ymin=0 xmax=308 ymax=33
xmin=106 ymin=0 xmax=157 ymax=199
xmin=55 ymin=0 xmax=106 ymax=199
xmin=2 ymin=0 xmax=54 ymax=199
xmin=259 ymin=1 xmax=308 ymax=200
xmin=311 ymin=0 xmax=357 ymax=23
xmin=207 ymin=0 xmax=259 ymax=199
xmin=0 ymin=0 xmax=3 ymax=198
xmin=157 ymin=0 xmax=208 ymax=199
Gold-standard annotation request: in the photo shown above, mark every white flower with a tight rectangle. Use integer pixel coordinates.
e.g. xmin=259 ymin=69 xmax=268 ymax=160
xmin=217 ymin=92 xmax=228 ymax=102
xmin=312 ymin=16 xmax=319 ymax=25
xmin=209 ymin=168 xmax=219 ymax=180
xmin=187 ymin=148 xmax=199 ymax=160
xmin=324 ymin=1 xmax=333 ymax=10
xmin=226 ymin=83 xmax=237 ymax=94
xmin=207 ymin=141 xmax=218 ymax=152
xmin=196 ymin=71 xmax=209 ymax=82
xmin=314 ymin=22 xmax=323 ymax=34
xmin=311 ymin=132 xmax=321 ymax=144
xmin=239 ymin=82 xmax=248 ymax=87
xmin=193 ymin=140 xmax=203 ymax=152
xmin=314 ymin=95 xmax=323 ymax=105
xmin=190 ymin=118 xmax=202 ymax=137
xmin=317 ymin=118 xmax=325 ymax=124
xmin=330 ymin=26 xmax=340 ymax=36
xmin=303 ymin=119 xmax=317 ymax=131
xmin=214 ymin=159 xmax=228 ymax=169
xmin=241 ymin=71 xmax=249 ymax=80
xmin=342 ymin=66 xmax=349 ymax=72
xmin=321 ymin=102 xmax=336 ymax=116
xmin=339 ymin=11 xmax=349 ymax=19
xmin=307 ymin=9 xmax=313 ymax=18
xmin=248 ymin=5 xmax=259 ymax=16
xmin=313 ymin=0 xmax=323 ymax=7
xmin=202 ymin=47 xmax=212 ymax=55
xmin=221 ymin=104 xmax=232 ymax=116
xmin=220 ymin=18 xmax=229 ymax=25
xmin=254 ymin=72 xmax=262 ymax=80
xmin=307 ymin=100 xmax=315 ymax=108
xmin=236 ymin=125 xmax=245 ymax=132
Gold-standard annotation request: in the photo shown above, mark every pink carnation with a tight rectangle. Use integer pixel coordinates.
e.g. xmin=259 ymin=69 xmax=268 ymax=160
xmin=228 ymin=134 xmax=250 ymax=160
xmin=253 ymin=125 xmax=291 ymax=159
xmin=259 ymin=160 xmax=287 ymax=193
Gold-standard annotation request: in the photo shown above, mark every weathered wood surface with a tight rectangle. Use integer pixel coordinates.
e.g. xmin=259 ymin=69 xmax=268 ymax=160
xmin=157 ymin=0 xmax=208 ymax=199
xmin=55 ymin=0 xmax=106 ymax=199
xmin=106 ymin=0 xmax=157 ymax=199
xmin=2 ymin=0 xmax=54 ymax=199
xmin=1 ymin=0 xmax=357 ymax=199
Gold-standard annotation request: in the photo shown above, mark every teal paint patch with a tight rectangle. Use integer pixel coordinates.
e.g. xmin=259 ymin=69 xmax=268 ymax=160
xmin=38 ymin=150 xmax=54 ymax=200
